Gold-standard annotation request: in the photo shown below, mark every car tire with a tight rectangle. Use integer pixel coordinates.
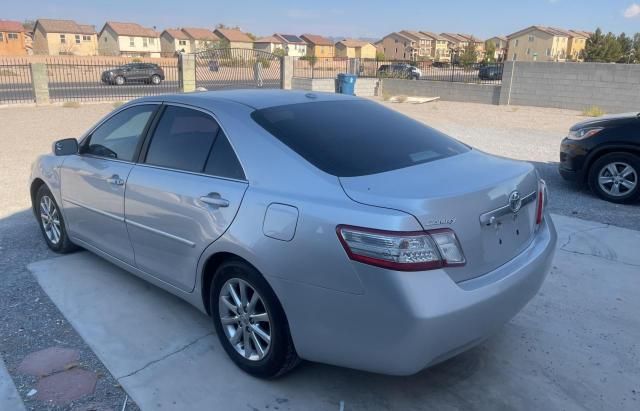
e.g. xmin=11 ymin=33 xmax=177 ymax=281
xmin=35 ymin=185 xmax=77 ymax=253
xmin=211 ymin=259 xmax=300 ymax=378
xmin=588 ymin=152 xmax=640 ymax=204
xmin=150 ymin=75 xmax=161 ymax=85
xmin=115 ymin=76 xmax=125 ymax=86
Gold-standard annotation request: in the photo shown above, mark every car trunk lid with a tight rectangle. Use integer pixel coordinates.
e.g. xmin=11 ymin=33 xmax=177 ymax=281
xmin=339 ymin=150 xmax=539 ymax=283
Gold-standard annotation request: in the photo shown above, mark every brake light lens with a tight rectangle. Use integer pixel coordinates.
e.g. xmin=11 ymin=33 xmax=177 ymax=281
xmin=536 ymin=179 xmax=548 ymax=225
xmin=336 ymin=225 xmax=465 ymax=271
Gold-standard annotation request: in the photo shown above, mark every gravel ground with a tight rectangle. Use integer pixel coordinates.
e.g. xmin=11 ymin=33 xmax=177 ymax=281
xmin=0 ymin=100 xmax=638 ymax=409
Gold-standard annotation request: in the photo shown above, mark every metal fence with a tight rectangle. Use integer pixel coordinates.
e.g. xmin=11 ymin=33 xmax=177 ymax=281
xmin=0 ymin=59 xmax=35 ymax=104
xmin=293 ymin=57 xmax=504 ymax=84
xmin=195 ymin=48 xmax=282 ymax=90
xmin=45 ymin=57 xmax=180 ymax=102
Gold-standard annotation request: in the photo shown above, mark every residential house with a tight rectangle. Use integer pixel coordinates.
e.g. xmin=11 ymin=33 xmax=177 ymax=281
xmin=378 ymin=32 xmax=418 ymax=60
xmin=33 ymin=19 xmax=98 ymax=56
xmin=440 ymin=33 xmax=469 ymax=54
xmin=0 ymin=20 xmax=27 ymax=56
xmin=98 ymin=22 xmax=161 ymax=57
xmin=253 ymin=35 xmax=284 ymax=54
xmin=420 ymin=31 xmax=450 ymax=62
xmin=567 ymin=30 xmax=590 ymax=61
xmin=457 ymin=33 xmax=485 ymax=60
xmin=273 ymin=34 xmax=306 ymax=57
xmin=300 ymin=34 xmax=334 ymax=58
xmin=160 ymin=29 xmax=190 ymax=56
xmin=399 ymin=30 xmax=433 ymax=59
xmin=213 ymin=28 xmax=253 ymax=49
xmin=181 ymin=27 xmax=219 ymax=52
xmin=335 ymin=39 xmax=376 ymax=59
xmin=507 ymin=26 xmax=570 ymax=62
xmin=486 ymin=36 xmax=508 ymax=61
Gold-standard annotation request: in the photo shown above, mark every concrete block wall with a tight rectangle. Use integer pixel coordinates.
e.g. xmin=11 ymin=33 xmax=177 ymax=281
xmin=501 ymin=61 xmax=640 ymax=113
xmin=381 ymin=78 xmax=501 ymax=104
xmin=291 ymin=77 xmax=380 ymax=97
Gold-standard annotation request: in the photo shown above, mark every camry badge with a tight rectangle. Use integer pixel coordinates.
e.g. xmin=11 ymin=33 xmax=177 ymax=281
xmin=508 ymin=191 xmax=522 ymax=213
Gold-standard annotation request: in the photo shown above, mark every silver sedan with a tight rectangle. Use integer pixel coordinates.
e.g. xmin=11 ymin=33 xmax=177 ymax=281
xmin=30 ymin=90 xmax=557 ymax=378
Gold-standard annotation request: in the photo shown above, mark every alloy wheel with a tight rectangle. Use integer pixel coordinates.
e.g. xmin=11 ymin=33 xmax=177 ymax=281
xmin=218 ymin=278 xmax=272 ymax=361
xmin=598 ymin=162 xmax=637 ymax=197
xmin=40 ymin=195 xmax=61 ymax=245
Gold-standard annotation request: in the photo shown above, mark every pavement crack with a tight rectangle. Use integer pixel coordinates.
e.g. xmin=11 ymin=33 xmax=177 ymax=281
xmin=559 ymin=225 xmax=609 ymax=249
xmin=558 ymin=248 xmax=640 ymax=268
xmin=116 ymin=331 xmax=214 ymax=380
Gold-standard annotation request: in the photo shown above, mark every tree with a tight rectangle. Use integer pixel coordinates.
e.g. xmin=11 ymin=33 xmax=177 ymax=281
xmin=375 ymin=51 xmax=385 ymax=61
xmin=459 ymin=42 xmax=477 ymax=66
xmin=634 ymin=33 xmax=640 ymax=63
xmin=272 ymin=48 xmax=286 ymax=57
xmin=484 ymin=41 xmax=496 ymax=63
xmin=584 ymin=28 xmax=622 ymax=62
xmin=617 ymin=33 xmax=633 ymax=62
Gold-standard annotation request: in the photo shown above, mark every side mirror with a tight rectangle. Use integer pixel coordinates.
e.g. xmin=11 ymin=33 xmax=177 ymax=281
xmin=53 ymin=138 xmax=78 ymax=156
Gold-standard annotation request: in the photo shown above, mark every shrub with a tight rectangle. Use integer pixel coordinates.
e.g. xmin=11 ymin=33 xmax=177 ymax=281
xmin=0 ymin=69 xmax=17 ymax=76
xmin=582 ymin=105 xmax=605 ymax=117
xmin=62 ymin=101 xmax=81 ymax=108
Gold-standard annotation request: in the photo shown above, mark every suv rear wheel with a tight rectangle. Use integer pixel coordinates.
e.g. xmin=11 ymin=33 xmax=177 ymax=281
xmin=588 ymin=152 xmax=639 ymax=203
xmin=151 ymin=74 xmax=161 ymax=85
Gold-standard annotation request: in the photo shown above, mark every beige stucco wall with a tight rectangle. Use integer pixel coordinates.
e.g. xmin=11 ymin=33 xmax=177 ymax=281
xmin=0 ymin=31 xmax=27 ymax=56
xmin=508 ymin=30 xmax=568 ymax=62
xmin=33 ymin=25 xmax=98 ymax=56
xmin=285 ymin=43 xmax=306 ymax=57
xmin=380 ymin=34 xmax=413 ymax=59
xmin=568 ymin=36 xmax=586 ymax=61
xmin=228 ymin=41 xmax=253 ymax=49
xmin=306 ymin=44 xmax=334 ymax=57
xmin=359 ymin=44 xmax=376 ymax=59
xmin=160 ymin=33 xmax=191 ymax=55
xmin=99 ymin=26 xmax=160 ymax=57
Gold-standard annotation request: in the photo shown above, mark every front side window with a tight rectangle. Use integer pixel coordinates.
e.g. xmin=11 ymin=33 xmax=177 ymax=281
xmin=83 ymin=35 xmax=91 ymax=41
xmin=8 ymin=33 xmax=19 ymax=40
xmin=84 ymin=105 xmax=156 ymax=161
xmin=75 ymin=35 xmax=80 ymax=44
xmin=129 ymin=37 xmax=135 ymax=47
xmin=60 ymin=34 xmax=66 ymax=44
xmin=145 ymin=106 xmax=220 ymax=173
xmin=251 ymin=100 xmax=468 ymax=177
xmin=143 ymin=37 xmax=148 ymax=47
xmin=0 ymin=33 xmax=3 ymax=41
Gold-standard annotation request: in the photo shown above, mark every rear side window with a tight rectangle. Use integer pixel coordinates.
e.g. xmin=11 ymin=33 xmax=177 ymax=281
xmin=251 ymin=100 xmax=468 ymax=177
xmin=145 ymin=106 xmax=219 ymax=173
xmin=204 ymin=130 xmax=245 ymax=180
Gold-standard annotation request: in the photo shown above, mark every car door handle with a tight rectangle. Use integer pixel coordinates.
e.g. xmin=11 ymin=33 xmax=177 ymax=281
xmin=106 ymin=175 xmax=124 ymax=186
xmin=199 ymin=193 xmax=229 ymax=208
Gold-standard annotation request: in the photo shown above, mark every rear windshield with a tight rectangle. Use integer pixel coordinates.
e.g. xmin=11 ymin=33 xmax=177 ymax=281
xmin=251 ymin=99 xmax=468 ymax=177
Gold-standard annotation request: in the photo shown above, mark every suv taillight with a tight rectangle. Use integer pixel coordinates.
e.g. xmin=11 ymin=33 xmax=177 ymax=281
xmin=336 ymin=225 xmax=466 ymax=271
xmin=536 ymin=179 xmax=548 ymax=226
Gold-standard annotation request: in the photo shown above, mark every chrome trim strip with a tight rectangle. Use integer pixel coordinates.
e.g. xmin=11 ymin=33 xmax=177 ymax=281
xmin=125 ymin=218 xmax=196 ymax=248
xmin=62 ymin=198 xmax=125 ymax=222
xmin=479 ymin=191 xmax=537 ymax=226
xmin=135 ymin=163 xmax=248 ymax=184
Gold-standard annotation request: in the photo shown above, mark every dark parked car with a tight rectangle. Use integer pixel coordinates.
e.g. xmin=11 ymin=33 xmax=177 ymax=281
xmin=101 ymin=63 xmax=165 ymax=86
xmin=432 ymin=61 xmax=450 ymax=68
xmin=378 ymin=63 xmax=421 ymax=80
xmin=559 ymin=112 xmax=640 ymax=203
xmin=478 ymin=65 xmax=503 ymax=80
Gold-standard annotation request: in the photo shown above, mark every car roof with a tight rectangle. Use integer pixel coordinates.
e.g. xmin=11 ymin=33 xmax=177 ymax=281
xmin=135 ymin=89 xmax=360 ymax=110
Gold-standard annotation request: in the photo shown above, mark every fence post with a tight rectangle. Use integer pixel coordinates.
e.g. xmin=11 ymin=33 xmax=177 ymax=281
xmin=178 ymin=53 xmax=196 ymax=93
xmin=498 ymin=61 xmax=515 ymax=105
xmin=30 ymin=63 xmax=50 ymax=105
xmin=281 ymin=56 xmax=294 ymax=90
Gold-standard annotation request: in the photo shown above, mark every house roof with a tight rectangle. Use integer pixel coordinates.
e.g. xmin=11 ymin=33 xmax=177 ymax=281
xmin=419 ymin=31 xmax=447 ymax=41
xmin=274 ymin=34 xmax=304 ymax=44
xmin=488 ymin=35 xmax=508 ymax=42
xmin=181 ymin=27 xmax=217 ymax=41
xmin=102 ymin=22 xmax=158 ymax=38
xmin=300 ymin=34 xmax=332 ymax=46
xmin=254 ymin=35 xmax=282 ymax=44
xmin=440 ymin=33 xmax=469 ymax=43
xmin=162 ymin=29 xmax=189 ymax=40
xmin=36 ymin=19 xmax=95 ymax=35
xmin=457 ymin=33 xmax=483 ymax=43
xmin=337 ymin=39 xmax=372 ymax=48
xmin=0 ymin=20 xmax=25 ymax=33
xmin=214 ymin=28 xmax=252 ymax=43
xmin=384 ymin=31 xmax=415 ymax=42
xmin=568 ymin=30 xmax=591 ymax=39
xmin=507 ymin=25 xmax=571 ymax=39
xmin=400 ymin=30 xmax=430 ymax=41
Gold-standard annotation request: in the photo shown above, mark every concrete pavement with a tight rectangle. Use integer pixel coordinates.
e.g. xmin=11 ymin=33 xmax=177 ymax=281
xmin=26 ymin=213 xmax=640 ymax=410
xmin=1 ymin=356 xmax=27 ymax=411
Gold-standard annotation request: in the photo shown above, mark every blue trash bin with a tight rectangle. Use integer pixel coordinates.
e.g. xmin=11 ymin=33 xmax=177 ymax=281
xmin=337 ymin=73 xmax=357 ymax=95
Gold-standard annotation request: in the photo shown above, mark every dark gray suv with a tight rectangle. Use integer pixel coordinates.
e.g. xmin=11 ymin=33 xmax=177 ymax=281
xmin=101 ymin=63 xmax=165 ymax=86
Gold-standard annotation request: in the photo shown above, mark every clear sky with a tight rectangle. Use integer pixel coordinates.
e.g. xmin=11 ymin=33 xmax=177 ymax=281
xmin=3 ymin=0 xmax=640 ymax=39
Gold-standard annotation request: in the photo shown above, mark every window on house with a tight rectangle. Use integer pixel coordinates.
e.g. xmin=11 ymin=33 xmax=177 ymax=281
xmin=178 ymin=40 xmax=186 ymax=46
xmin=0 ymin=33 xmax=4 ymax=41
xmin=104 ymin=37 xmax=107 ymax=42
xmin=149 ymin=38 xmax=155 ymax=45
xmin=546 ymin=48 xmax=551 ymax=56
xmin=515 ymin=39 xmax=519 ymax=47
xmin=75 ymin=35 xmax=81 ymax=44
xmin=83 ymin=35 xmax=91 ymax=41
xmin=8 ymin=33 xmax=19 ymax=40
xmin=143 ymin=38 xmax=148 ymax=47
xmin=526 ymin=48 xmax=530 ymax=55
xmin=528 ymin=35 xmax=534 ymax=42
xmin=60 ymin=34 xmax=66 ymax=44
xmin=129 ymin=37 xmax=135 ymax=47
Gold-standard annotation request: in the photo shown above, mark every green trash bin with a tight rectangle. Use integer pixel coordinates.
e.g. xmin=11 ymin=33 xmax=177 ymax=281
xmin=337 ymin=73 xmax=357 ymax=95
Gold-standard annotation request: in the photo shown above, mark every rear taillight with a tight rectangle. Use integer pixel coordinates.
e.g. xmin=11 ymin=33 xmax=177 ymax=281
xmin=336 ymin=225 xmax=465 ymax=271
xmin=536 ymin=179 xmax=548 ymax=225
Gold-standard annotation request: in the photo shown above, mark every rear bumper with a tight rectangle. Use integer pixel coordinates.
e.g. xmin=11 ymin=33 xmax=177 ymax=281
xmin=271 ymin=215 xmax=557 ymax=375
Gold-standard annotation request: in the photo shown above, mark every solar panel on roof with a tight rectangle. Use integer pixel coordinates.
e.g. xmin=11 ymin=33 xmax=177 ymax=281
xmin=281 ymin=34 xmax=302 ymax=43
